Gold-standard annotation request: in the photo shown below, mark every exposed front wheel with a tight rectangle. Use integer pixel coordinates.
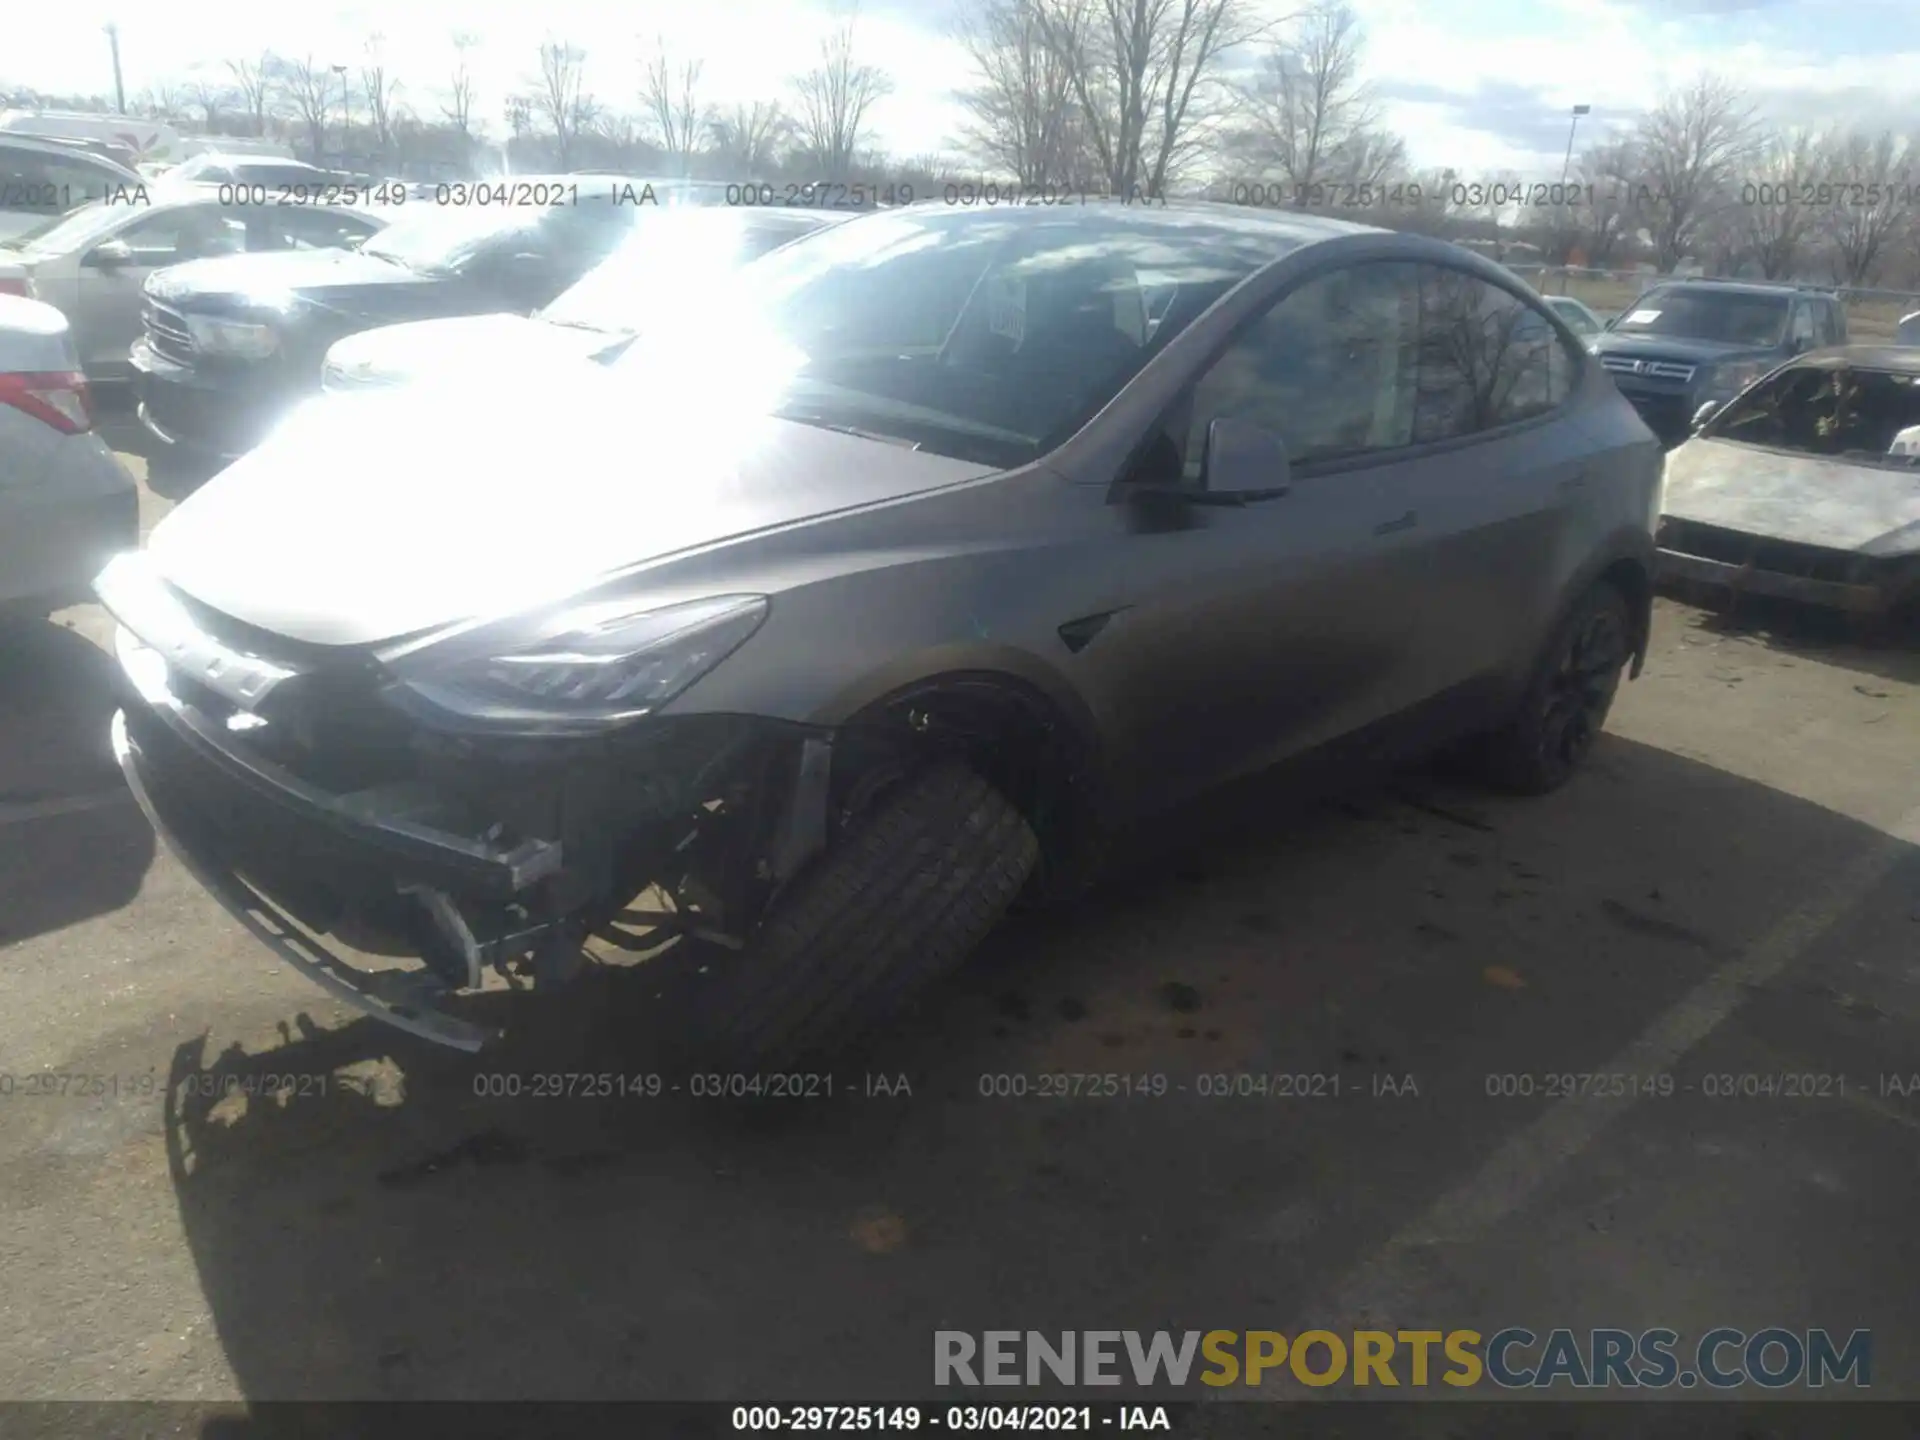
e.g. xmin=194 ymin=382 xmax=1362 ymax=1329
xmin=1477 ymin=582 xmax=1633 ymax=795
xmin=685 ymin=760 xmax=1039 ymax=1072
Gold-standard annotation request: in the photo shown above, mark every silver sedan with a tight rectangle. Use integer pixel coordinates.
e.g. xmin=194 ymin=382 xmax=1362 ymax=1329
xmin=0 ymin=295 xmax=137 ymax=615
xmin=0 ymin=185 xmax=387 ymax=381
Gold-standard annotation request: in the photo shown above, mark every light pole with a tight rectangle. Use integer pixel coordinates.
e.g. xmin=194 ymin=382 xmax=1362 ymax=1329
xmin=1560 ymin=103 xmax=1591 ymax=188
xmin=104 ymin=24 xmax=126 ymax=114
xmin=331 ymin=64 xmax=349 ymax=167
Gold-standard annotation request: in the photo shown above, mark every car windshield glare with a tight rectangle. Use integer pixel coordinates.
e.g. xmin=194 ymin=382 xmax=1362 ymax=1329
xmin=1614 ymin=289 xmax=1789 ymax=347
xmin=609 ymin=206 xmax=1292 ymax=463
xmin=360 ymin=204 xmax=551 ymax=273
xmin=538 ymin=209 xmax=790 ymax=332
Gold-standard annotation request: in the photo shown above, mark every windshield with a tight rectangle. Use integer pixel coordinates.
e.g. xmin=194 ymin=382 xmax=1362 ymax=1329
xmin=1612 ymin=288 xmax=1790 ymax=347
xmin=360 ymin=204 xmax=552 ymax=275
xmin=1711 ymin=363 xmax=1920 ymax=466
xmin=4 ymin=200 xmax=127 ymax=253
xmin=1548 ymin=298 xmax=1598 ymax=335
xmin=539 ymin=210 xmax=822 ymax=333
xmin=610 ymin=206 xmax=1292 ymax=465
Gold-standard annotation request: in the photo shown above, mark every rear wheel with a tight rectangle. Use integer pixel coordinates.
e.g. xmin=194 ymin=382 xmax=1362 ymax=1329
xmin=1477 ymin=582 xmax=1633 ymax=795
xmin=685 ymin=759 xmax=1039 ymax=1072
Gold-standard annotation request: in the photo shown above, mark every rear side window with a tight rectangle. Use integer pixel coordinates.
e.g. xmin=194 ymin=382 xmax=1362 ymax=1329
xmin=1413 ymin=266 xmax=1579 ymax=442
xmin=1181 ymin=260 xmax=1420 ymax=472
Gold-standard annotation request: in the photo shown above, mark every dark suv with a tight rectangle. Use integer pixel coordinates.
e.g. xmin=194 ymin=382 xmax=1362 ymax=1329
xmin=1592 ymin=281 xmax=1847 ymax=445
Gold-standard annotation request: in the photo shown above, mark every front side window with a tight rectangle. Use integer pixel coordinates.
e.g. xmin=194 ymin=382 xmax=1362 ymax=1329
xmin=359 ymin=205 xmax=552 ymax=275
xmin=115 ymin=204 xmax=246 ymax=263
xmin=1180 ymin=261 xmax=1419 ymax=475
xmin=1790 ymin=302 xmax=1816 ymax=348
xmin=1415 ymin=266 xmax=1575 ymax=441
xmin=266 ymin=206 xmax=381 ymax=252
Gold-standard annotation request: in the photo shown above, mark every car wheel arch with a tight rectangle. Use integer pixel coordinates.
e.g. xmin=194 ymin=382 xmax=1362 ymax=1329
xmin=829 ymin=664 xmax=1113 ymax=903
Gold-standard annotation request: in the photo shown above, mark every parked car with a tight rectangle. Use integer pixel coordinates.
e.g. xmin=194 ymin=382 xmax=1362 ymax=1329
xmin=1592 ymin=280 xmax=1847 ymax=446
xmin=1658 ymin=346 xmax=1920 ymax=620
xmin=321 ymin=205 xmax=849 ymax=391
xmin=131 ymin=178 xmax=651 ymax=461
xmin=0 ymin=110 xmax=181 ymax=166
xmin=0 ymin=186 xmax=387 ymax=382
xmin=0 ymin=135 xmax=146 ymax=245
xmin=158 ymin=154 xmax=337 ymax=190
xmin=97 ymin=202 xmax=1659 ymax=1059
xmin=0 ymin=296 xmax=138 ymax=617
xmin=1543 ymin=294 xmax=1604 ymax=343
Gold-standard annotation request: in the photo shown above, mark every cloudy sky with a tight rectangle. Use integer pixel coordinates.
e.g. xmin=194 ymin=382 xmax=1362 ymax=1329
xmin=7 ymin=0 xmax=1919 ymax=175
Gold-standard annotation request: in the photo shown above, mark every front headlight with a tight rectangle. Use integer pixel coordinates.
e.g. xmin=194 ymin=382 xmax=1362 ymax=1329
xmin=186 ymin=315 xmax=280 ymax=359
xmin=391 ymin=594 xmax=769 ymax=735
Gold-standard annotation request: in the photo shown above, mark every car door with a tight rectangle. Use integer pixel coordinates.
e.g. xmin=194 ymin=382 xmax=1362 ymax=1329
xmin=1363 ymin=263 xmax=1591 ymax=717
xmin=1083 ymin=258 xmax=1445 ymax=811
xmin=68 ymin=203 xmax=246 ymax=374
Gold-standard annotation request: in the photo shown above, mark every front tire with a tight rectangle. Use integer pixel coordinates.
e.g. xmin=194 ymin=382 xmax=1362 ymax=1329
xmin=1477 ymin=581 xmax=1633 ymax=795
xmin=689 ymin=760 xmax=1039 ymax=1072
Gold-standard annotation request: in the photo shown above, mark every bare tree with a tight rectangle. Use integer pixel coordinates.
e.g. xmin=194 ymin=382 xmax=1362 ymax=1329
xmin=1630 ymin=75 xmax=1760 ymax=271
xmin=1034 ymin=0 xmax=1268 ymax=199
xmin=227 ymin=53 xmax=278 ymax=137
xmin=791 ymin=13 xmax=893 ymax=181
xmin=1227 ymin=0 xmax=1397 ymax=194
xmin=1568 ymin=138 xmax=1636 ymax=267
xmin=640 ymin=37 xmax=709 ymax=175
xmin=1817 ymin=129 xmax=1915 ymax=285
xmin=955 ymin=0 xmax=1087 ymax=185
xmin=532 ymin=40 xmax=596 ymax=167
xmin=709 ymin=101 xmax=792 ymax=174
xmin=1735 ymin=129 xmax=1821 ymax=278
xmin=444 ymin=32 xmax=479 ymax=138
xmin=184 ymin=72 xmax=233 ymax=129
xmin=141 ymin=81 xmax=186 ymax=121
xmin=277 ymin=56 xmax=337 ymax=162
xmin=360 ymin=35 xmax=403 ymax=159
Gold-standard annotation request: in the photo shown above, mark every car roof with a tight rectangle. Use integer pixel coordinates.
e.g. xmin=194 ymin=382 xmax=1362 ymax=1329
xmin=1643 ymin=278 xmax=1824 ymax=298
xmin=0 ymin=132 xmax=143 ymax=180
xmin=1782 ymin=344 xmax=1920 ymax=374
xmin=879 ymin=196 xmax=1384 ymax=243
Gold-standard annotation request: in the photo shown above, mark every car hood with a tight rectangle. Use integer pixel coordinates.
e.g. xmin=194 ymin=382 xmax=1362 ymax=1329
xmin=143 ymin=367 xmax=1001 ymax=647
xmin=146 ymin=247 xmax=423 ymax=304
xmin=325 ymin=312 xmax=606 ymax=386
xmin=1663 ymin=437 xmax=1920 ymax=553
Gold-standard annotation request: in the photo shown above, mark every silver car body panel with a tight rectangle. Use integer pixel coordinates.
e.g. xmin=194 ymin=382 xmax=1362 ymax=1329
xmin=1663 ymin=436 xmax=1920 ymax=555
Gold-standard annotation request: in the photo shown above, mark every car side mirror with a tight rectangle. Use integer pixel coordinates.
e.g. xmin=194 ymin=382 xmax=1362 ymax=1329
xmin=1692 ymin=401 xmax=1723 ymax=431
xmin=1202 ymin=415 xmax=1292 ymax=495
xmin=84 ymin=238 xmax=133 ymax=270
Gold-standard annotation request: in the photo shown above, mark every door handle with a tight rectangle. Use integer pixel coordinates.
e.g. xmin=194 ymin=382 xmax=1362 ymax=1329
xmin=1373 ymin=510 xmax=1418 ymax=537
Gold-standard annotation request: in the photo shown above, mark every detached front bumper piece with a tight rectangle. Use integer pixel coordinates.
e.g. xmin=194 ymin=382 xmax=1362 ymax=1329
xmin=1655 ymin=547 xmax=1889 ymax=614
xmin=112 ymin=709 xmax=496 ymax=1052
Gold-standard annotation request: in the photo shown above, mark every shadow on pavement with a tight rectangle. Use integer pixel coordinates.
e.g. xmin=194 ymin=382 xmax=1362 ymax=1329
xmin=0 ymin=619 xmax=154 ymax=946
xmin=93 ymin=389 xmax=224 ymax=501
xmin=158 ymin=735 xmax=1918 ymax=1401
xmin=1659 ymin=580 xmax=1920 ymax=689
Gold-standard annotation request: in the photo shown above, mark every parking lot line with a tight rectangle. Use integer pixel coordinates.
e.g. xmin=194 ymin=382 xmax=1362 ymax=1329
xmin=0 ymin=789 xmax=133 ymax=829
xmin=1289 ymin=799 xmax=1920 ymax=1340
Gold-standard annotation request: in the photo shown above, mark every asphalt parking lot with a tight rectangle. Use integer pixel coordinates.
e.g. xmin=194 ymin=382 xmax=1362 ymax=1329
xmin=1 ymin=437 xmax=1918 ymax=1409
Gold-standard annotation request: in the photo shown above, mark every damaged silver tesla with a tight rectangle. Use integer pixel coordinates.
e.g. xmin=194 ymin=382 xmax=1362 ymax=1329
xmin=96 ymin=202 xmax=1659 ymax=1063
xmin=1658 ymin=346 xmax=1920 ymax=620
